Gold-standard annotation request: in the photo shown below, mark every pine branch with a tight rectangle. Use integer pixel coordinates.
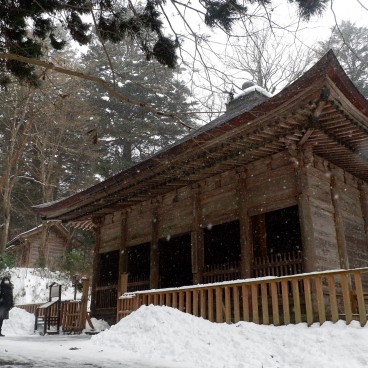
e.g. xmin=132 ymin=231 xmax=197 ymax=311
xmin=0 ymin=53 xmax=185 ymax=121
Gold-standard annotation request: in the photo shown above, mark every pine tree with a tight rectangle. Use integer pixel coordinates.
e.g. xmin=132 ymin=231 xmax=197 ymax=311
xmin=82 ymin=41 xmax=197 ymax=178
xmin=317 ymin=21 xmax=368 ymax=98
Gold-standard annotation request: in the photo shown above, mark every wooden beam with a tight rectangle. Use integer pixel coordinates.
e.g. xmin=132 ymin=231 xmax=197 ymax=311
xmin=298 ymin=128 xmax=314 ymax=146
xmin=238 ymin=176 xmax=253 ymax=278
xmin=192 ymin=187 xmax=204 ymax=284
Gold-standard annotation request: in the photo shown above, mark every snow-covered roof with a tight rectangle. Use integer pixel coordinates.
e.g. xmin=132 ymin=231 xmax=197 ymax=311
xmin=233 ymin=85 xmax=273 ymax=100
xmin=6 ymin=222 xmax=79 ymax=250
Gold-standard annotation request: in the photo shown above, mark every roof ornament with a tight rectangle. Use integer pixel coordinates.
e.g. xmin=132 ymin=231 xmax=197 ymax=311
xmin=226 ymin=80 xmax=271 ymax=112
xmin=241 ymin=81 xmax=255 ymax=90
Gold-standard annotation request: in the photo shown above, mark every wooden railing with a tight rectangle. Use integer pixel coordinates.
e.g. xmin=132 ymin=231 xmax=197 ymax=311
xmin=61 ymin=300 xmax=88 ymax=333
xmin=18 ymin=300 xmax=87 ymax=333
xmin=95 ymin=284 xmax=118 ymax=309
xmin=128 ymin=275 xmax=150 ymax=292
xmin=199 ymin=252 xmax=303 ymax=285
xmin=17 ymin=278 xmax=89 ymax=334
xmin=17 ymin=303 xmax=43 ymax=315
xmin=202 ymin=261 xmax=240 ymax=284
xmin=117 ymin=268 xmax=368 ymax=326
xmin=252 ymin=251 xmax=303 ymax=277
xmin=34 ymin=300 xmax=62 ymax=334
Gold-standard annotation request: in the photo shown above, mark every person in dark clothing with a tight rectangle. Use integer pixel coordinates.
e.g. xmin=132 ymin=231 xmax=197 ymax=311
xmin=0 ymin=276 xmax=14 ymax=336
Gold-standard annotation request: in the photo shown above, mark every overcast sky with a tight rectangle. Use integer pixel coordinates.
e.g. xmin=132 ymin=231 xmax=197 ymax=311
xmin=298 ymin=0 xmax=366 ymax=43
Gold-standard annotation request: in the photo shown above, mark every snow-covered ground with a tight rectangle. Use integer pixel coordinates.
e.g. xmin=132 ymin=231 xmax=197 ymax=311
xmin=1 ymin=305 xmax=368 ymax=367
xmin=1 ymin=268 xmax=368 ymax=367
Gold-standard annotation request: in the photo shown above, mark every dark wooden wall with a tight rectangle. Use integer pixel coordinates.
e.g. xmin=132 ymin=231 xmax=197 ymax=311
xmin=97 ymin=149 xmax=368 ymax=275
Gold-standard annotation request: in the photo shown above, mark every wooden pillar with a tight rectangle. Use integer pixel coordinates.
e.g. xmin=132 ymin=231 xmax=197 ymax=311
xmin=330 ymin=174 xmax=349 ymax=270
xmin=238 ymin=174 xmax=252 ymax=278
xmin=79 ymin=277 xmax=89 ymax=330
xmin=118 ymin=211 xmax=129 ymax=295
xmin=359 ymin=182 xmax=368 ymax=252
xmin=150 ymin=203 xmax=160 ymax=289
xmin=295 ymin=145 xmax=316 ymax=273
xmin=90 ymin=215 xmax=103 ymax=317
xmin=192 ymin=186 xmax=204 ymax=284
xmin=119 ymin=273 xmax=129 ymax=294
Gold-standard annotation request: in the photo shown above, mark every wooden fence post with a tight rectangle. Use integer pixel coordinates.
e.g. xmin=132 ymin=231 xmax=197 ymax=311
xmin=79 ymin=277 xmax=89 ymax=331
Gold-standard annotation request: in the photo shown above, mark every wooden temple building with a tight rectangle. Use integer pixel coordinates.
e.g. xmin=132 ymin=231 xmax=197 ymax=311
xmin=6 ymin=223 xmax=81 ymax=269
xmin=33 ymin=51 xmax=368 ymax=325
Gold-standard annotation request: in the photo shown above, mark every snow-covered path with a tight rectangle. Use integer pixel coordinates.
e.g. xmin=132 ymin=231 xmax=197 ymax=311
xmin=0 ymin=335 xmax=183 ymax=368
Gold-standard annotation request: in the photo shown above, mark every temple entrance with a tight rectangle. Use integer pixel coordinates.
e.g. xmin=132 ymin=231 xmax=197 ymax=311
xmin=127 ymin=243 xmax=150 ymax=291
xmin=95 ymin=250 xmax=119 ymax=323
xmin=159 ymin=233 xmax=192 ymax=288
xmin=203 ymin=220 xmax=241 ymax=283
xmin=252 ymin=205 xmax=303 ymax=277
xmin=98 ymin=250 xmax=119 ymax=286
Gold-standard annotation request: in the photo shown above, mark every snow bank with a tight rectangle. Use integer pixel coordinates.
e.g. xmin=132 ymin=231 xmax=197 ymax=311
xmin=87 ymin=317 xmax=110 ymax=332
xmin=1 ymin=268 xmax=80 ymax=304
xmin=1 ymin=308 xmax=109 ymax=337
xmin=2 ymin=307 xmax=35 ymax=336
xmin=91 ymin=305 xmax=368 ymax=368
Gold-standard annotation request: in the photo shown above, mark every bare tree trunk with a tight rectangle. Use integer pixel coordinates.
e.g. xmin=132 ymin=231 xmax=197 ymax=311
xmin=0 ymin=92 xmax=34 ymax=254
xmin=0 ymin=186 xmax=11 ymax=255
xmin=123 ymin=140 xmax=133 ymax=162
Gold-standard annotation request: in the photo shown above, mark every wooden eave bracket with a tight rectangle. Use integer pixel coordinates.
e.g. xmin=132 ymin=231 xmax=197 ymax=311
xmin=296 ymin=88 xmax=331 ymax=147
xmin=298 ymin=128 xmax=315 ymax=147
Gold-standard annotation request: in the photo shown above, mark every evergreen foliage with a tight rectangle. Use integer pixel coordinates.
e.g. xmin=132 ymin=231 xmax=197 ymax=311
xmin=292 ymin=0 xmax=328 ymax=20
xmin=59 ymin=246 xmax=93 ymax=277
xmin=0 ymin=253 xmax=16 ymax=270
xmin=82 ymin=41 xmax=197 ymax=178
xmin=0 ymin=0 xmax=328 ymax=86
xmin=56 ymin=229 xmax=94 ymax=277
xmin=317 ymin=21 xmax=368 ymax=98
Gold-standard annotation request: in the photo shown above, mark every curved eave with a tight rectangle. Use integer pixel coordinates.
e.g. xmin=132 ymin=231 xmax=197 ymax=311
xmin=32 ymin=51 xmax=368 ymax=222
xmin=6 ymin=222 xmax=80 ymax=248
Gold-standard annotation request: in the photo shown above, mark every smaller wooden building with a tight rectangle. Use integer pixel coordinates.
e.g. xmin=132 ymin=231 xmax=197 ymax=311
xmin=6 ymin=223 xmax=80 ymax=269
